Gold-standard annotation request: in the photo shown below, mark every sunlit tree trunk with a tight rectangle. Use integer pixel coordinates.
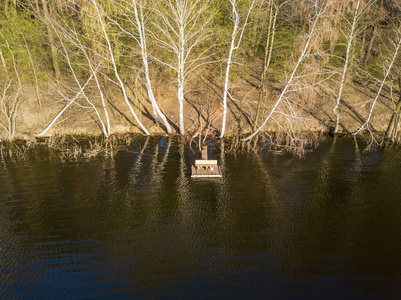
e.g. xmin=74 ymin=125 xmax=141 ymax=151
xmin=132 ymin=0 xmax=172 ymax=134
xmin=353 ymin=24 xmax=401 ymax=136
xmin=333 ymin=0 xmax=361 ymax=134
xmin=243 ymin=1 xmax=326 ymax=141
xmin=220 ymin=0 xmax=255 ymax=138
xmin=92 ymin=0 xmax=149 ymax=135
xmin=0 ymin=31 xmax=22 ymax=139
xmin=151 ymin=0 xmax=214 ymax=135
xmin=0 ymin=49 xmax=7 ymax=74
xmin=36 ymin=72 xmax=97 ymax=137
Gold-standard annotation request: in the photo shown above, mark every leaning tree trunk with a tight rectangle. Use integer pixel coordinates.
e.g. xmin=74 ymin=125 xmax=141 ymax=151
xmin=354 ymin=24 xmax=401 ymax=136
xmin=385 ymin=77 xmax=401 ymax=142
xmin=243 ymin=3 xmax=323 ymax=142
xmin=92 ymin=0 xmax=149 ymax=135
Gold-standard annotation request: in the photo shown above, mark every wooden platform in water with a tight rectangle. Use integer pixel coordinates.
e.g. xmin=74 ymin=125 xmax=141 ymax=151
xmin=191 ymin=159 xmax=222 ymax=178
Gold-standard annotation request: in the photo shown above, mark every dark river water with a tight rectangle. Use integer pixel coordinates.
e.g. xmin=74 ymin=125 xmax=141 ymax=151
xmin=1 ymin=136 xmax=401 ymax=299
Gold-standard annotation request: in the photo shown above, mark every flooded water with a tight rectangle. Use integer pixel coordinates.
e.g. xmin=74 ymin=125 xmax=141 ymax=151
xmin=1 ymin=136 xmax=401 ymax=299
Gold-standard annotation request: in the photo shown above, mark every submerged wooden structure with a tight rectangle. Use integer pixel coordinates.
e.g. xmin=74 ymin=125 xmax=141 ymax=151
xmin=191 ymin=160 xmax=222 ymax=178
xmin=191 ymin=145 xmax=222 ymax=178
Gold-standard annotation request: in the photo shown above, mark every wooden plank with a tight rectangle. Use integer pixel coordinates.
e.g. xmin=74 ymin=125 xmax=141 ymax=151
xmin=195 ymin=159 xmax=218 ymax=166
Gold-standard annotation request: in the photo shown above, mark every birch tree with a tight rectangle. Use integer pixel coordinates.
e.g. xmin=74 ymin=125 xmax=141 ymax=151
xmin=54 ymin=21 xmax=111 ymax=137
xmin=35 ymin=69 xmax=99 ymax=137
xmin=90 ymin=0 xmax=150 ymax=135
xmin=332 ymin=0 xmax=371 ymax=134
xmin=107 ymin=0 xmax=172 ymax=134
xmin=219 ymin=0 xmax=255 ymax=138
xmin=0 ymin=30 xmax=22 ymax=140
xmin=243 ymin=0 xmax=327 ymax=142
xmin=150 ymin=0 xmax=214 ymax=135
xmin=353 ymin=23 xmax=401 ymax=137
xmin=37 ymin=2 xmax=113 ymax=137
xmin=253 ymin=0 xmax=289 ymax=132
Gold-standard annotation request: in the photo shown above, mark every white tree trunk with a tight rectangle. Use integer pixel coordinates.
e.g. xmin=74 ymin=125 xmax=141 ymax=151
xmin=220 ymin=0 xmax=254 ymax=138
xmin=243 ymin=4 xmax=324 ymax=141
xmin=178 ymin=22 xmax=186 ymax=135
xmin=92 ymin=0 xmax=150 ymax=135
xmin=354 ymin=25 xmax=401 ymax=135
xmin=133 ymin=0 xmax=172 ymax=134
xmin=178 ymin=74 xmax=185 ymax=134
xmin=333 ymin=0 xmax=361 ymax=134
xmin=220 ymin=1 xmax=239 ymax=138
xmin=37 ymin=72 xmax=96 ymax=136
xmin=150 ymin=0 xmax=213 ymax=135
xmin=52 ymin=21 xmax=111 ymax=137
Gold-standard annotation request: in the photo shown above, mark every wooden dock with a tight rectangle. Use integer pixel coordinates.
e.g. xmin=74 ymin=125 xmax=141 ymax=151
xmin=191 ymin=159 xmax=222 ymax=178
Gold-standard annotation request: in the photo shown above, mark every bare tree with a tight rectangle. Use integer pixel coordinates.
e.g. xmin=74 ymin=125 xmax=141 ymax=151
xmin=107 ymin=0 xmax=172 ymax=134
xmin=39 ymin=0 xmax=151 ymax=137
xmin=0 ymin=80 xmax=20 ymax=139
xmin=353 ymin=23 xmax=401 ymax=137
xmin=332 ymin=0 xmax=372 ymax=134
xmin=150 ymin=0 xmax=214 ymax=135
xmin=220 ymin=0 xmax=255 ymax=138
xmin=243 ymin=1 xmax=327 ymax=143
xmin=54 ymin=22 xmax=111 ymax=137
xmin=37 ymin=3 xmax=114 ymax=137
xmin=90 ymin=0 xmax=150 ymax=135
xmin=253 ymin=0 xmax=289 ymax=132
xmin=0 ymin=31 xmax=22 ymax=140
xmin=36 ymin=69 xmax=98 ymax=137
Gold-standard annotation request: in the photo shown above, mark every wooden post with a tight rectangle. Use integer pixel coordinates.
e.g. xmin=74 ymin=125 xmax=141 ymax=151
xmin=201 ymin=145 xmax=208 ymax=160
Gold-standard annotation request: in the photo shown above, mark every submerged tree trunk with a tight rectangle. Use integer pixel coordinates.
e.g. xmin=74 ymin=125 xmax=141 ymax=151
xmin=385 ymin=78 xmax=401 ymax=142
